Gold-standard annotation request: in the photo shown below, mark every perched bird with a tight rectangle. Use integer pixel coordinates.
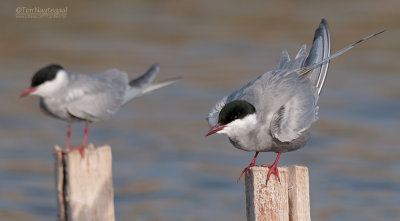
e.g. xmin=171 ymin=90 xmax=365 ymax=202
xmin=20 ymin=63 xmax=179 ymax=156
xmin=206 ymin=19 xmax=384 ymax=183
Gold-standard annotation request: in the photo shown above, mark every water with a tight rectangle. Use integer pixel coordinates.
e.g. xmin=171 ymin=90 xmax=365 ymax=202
xmin=1 ymin=0 xmax=400 ymax=220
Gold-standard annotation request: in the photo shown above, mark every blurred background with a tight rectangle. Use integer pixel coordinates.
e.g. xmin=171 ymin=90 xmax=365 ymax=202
xmin=1 ymin=0 xmax=399 ymax=220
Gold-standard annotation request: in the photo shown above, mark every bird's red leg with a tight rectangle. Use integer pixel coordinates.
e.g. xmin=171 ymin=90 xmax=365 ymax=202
xmin=261 ymin=152 xmax=282 ymax=183
xmin=71 ymin=123 xmax=88 ymax=157
xmin=66 ymin=124 xmax=71 ymax=150
xmin=82 ymin=123 xmax=88 ymax=148
xmin=53 ymin=124 xmax=71 ymax=157
xmin=237 ymin=152 xmax=259 ymax=182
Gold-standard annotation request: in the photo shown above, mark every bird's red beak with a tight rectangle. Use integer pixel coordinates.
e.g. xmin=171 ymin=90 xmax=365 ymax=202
xmin=19 ymin=87 xmax=37 ymax=98
xmin=206 ymin=124 xmax=226 ymax=136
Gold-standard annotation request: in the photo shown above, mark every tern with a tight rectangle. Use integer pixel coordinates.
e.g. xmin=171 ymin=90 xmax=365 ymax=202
xmin=20 ymin=63 xmax=179 ymax=156
xmin=206 ymin=19 xmax=384 ymax=183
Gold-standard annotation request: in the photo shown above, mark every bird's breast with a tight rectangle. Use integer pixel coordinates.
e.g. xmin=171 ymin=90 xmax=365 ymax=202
xmin=227 ymin=126 xmax=275 ymax=152
xmin=39 ymin=97 xmax=72 ymax=121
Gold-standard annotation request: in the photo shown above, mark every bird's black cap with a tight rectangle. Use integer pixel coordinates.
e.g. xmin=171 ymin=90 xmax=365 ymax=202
xmin=31 ymin=64 xmax=64 ymax=87
xmin=218 ymin=100 xmax=256 ymax=125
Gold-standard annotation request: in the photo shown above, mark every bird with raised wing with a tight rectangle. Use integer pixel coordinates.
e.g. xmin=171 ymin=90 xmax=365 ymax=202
xmin=206 ymin=19 xmax=384 ymax=183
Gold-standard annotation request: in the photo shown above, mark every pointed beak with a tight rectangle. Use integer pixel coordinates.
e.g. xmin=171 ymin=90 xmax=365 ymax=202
xmin=19 ymin=87 xmax=36 ymax=98
xmin=206 ymin=124 xmax=226 ymax=136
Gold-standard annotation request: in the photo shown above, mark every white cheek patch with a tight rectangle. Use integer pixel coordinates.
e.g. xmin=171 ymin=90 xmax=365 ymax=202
xmin=32 ymin=70 xmax=68 ymax=97
xmin=219 ymin=113 xmax=257 ymax=136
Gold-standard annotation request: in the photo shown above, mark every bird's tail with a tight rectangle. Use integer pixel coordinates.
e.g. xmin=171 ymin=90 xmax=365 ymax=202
xmin=122 ymin=64 xmax=180 ymax=104
xmin=142 ymin=76 xmax=182 ymax=94
xmin=129 ymin=64 xmax=160 ymax=88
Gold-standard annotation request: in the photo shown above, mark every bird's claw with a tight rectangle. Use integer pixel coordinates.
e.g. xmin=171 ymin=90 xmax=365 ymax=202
xmin=53 ymin=146 xmax=85 ymax=159
xmin=53 ymin=149 xmax=65 ymax=155
xmin=261 ymin=163 xmax=280 ymax=183
xmin=71 ymin=146 xmax=85 ymax=157
xmin=53 ymin=148 xmax=67 ymax=161
xmin=237 ymin=163 xmax=258 ymax=183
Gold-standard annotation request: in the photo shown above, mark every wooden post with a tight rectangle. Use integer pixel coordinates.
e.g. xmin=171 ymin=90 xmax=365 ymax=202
xmin=54 ymin=144 xmax=115 ymax=221
xmin=288 ymin=166 xmax=310 ymax=221
xmin=245 ymin=165 xmax=310 ymax=221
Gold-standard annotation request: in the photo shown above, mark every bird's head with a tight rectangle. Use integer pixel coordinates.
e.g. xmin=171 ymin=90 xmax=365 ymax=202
xmin=206 ymin=100 xmax=257 ymax=136
xmin=19 ymin=64 xmax=67 ymax=98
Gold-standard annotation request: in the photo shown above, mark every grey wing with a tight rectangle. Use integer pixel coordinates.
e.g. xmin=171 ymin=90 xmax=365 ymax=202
xmin=206 ymin=74 xmax=263 ymax=128
xmin=122 ymin=64 xmax=159 ymax=104
xmin=298 ymin=27 xmax=384 ymax=80
xmin=277 ymin=43 xmax=308 ymax=71
xmin=66 ymin=71 xmax=128 ymax=122
xmin=270 ymin=80 xmax=318 ymax=142
xmin=270 ymin=19 xmax=330 ymax=142
xmin=206 ymin=95 xmax=228 ymax=127
xmin=206 ymin=69 xmax=298 ymax=127
xmin=303 ymin=18 xmax=331 ymax=95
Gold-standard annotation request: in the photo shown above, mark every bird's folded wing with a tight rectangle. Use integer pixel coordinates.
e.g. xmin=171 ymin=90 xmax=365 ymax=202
xmin=270 ymin=81 xmax=318 ymax=142
xmin=65 ymin=72 xmax=126 ymax=121
xmin=271 ymin=19 xmax=330 ymax=142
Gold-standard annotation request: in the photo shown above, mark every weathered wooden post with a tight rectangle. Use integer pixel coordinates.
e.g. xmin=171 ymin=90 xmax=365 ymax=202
xmin=245 ymin=165 xmax=310 ymax=221
xmin=54 ymin=144 xmax=115 ymax=221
